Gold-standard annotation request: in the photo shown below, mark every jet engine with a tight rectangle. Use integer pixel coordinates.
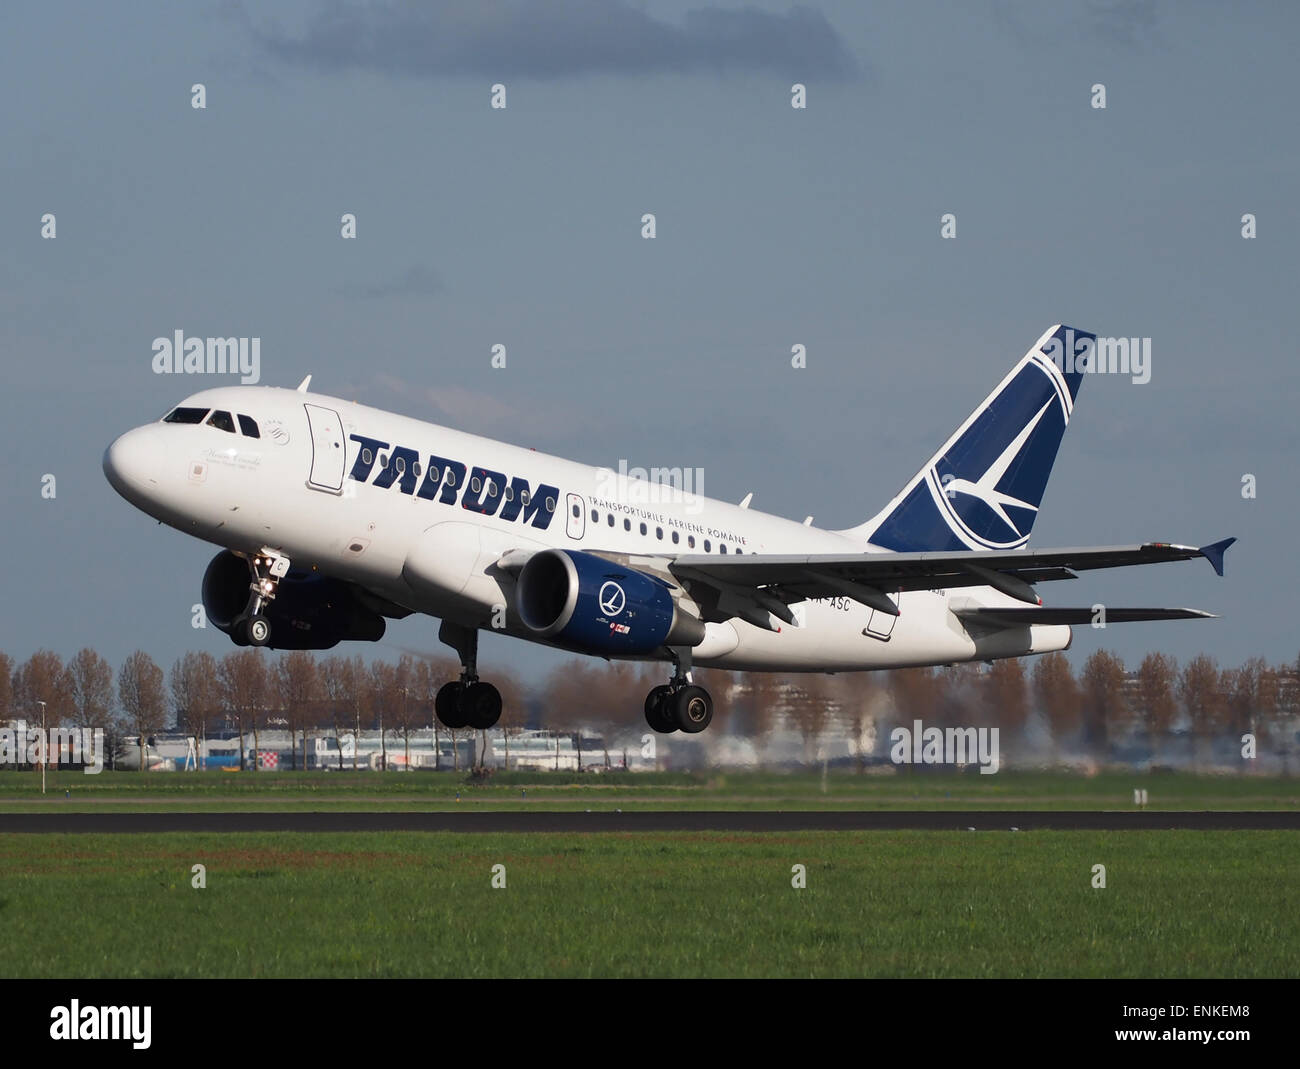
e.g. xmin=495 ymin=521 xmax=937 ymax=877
xmin=515 ymin=549 xmax=704 ymax=655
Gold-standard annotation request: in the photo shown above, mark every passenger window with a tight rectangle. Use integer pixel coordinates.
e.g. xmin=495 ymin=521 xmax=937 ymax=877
xmin=639 ymin=523 xmax=647 ymax=536
xmin=688 ymin=535 xmax=696 ymax=549
xmin=656 ymin=527 xmax=663 ymax=540
xmin=206 ymin=410 xmax=236 ymax=433
xmin=720 ymin=544 xmax=727 ymax=554
xmin=237 ymin=414 xmax=260 ymax=438
xmin=704 ymin=539 xmax=712 ymax=552
xmin=671 ymin=531 xmax=679 ymax=544
xmin=607 ymin=514 xmax=615 ymax=527
xmin=624 ymin=519 xmax=631 ymax=531
xmin=545 ymin=496 xmax=555 ymax=512
xmin=590 ymin=509 xmax=597 ymax=522
xmin=164 ymin=407 xmax=208 ymax=425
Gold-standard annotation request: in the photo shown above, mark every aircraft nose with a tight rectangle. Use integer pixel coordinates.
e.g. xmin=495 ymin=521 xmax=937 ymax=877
xmin=103 ymin=427 xmax=157 ymax=503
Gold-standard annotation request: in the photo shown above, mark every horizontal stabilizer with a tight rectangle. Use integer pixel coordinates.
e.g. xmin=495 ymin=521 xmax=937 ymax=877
xmin=954 ymin=606 xmax=1216 ymax=627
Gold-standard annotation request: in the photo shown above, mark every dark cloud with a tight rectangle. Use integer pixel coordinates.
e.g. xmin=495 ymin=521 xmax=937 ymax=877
xmin=249 ymin=1 xmax=860 ymax=82
xmin=991 ymin=0 xmax=1166 ymax=49
xmin=349 ymin=264 xmax=442 ymax=299
xmin=1081 ymin=0 xmax=1164 ymax=48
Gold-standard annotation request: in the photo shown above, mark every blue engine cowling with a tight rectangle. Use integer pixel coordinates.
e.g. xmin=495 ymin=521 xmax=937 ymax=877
xmin=515 ymin=549 xmax=703 ymax=655
xmin=202 ymin=551 xmax=386 ymax=650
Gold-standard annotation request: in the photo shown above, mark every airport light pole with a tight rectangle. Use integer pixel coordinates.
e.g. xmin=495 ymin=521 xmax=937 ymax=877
xmin=36 ymin=700 xmax=47 ymax=795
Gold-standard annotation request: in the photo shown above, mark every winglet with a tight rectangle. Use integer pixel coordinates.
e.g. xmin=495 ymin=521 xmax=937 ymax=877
xmin=1199 ymin=537 xmax=1236 ymax=577
xmin=296 ymin=375 xmax=312 ymax=393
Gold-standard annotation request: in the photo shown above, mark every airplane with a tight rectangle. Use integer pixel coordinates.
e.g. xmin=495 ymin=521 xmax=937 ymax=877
xmin=103 ymin=324 xmax=1234 ymax=735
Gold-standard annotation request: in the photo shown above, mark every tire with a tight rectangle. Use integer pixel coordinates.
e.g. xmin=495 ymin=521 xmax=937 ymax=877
xmin=229 ymin=615 xmax=250 ymax=647
xmin=672 ymin=685 xmax=713 ymax=734
xmin=644 ymin=685 xmax=677 ymax=734
xmin=460 ymin=682 xmax=502 ymax=730
xmin=436 ymin=681 xmax=468 ymax=729
xmin=246 ymin=615 xmax=271 ymax=646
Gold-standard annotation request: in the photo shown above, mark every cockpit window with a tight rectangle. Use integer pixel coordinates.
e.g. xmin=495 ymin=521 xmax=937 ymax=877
xmin=163 ymin=407 xmax=209 ymax=425
xmin=206 ymin=410 xmax=236 ymax=433
xmin=237 ymin=414 xmax=260 ymax=438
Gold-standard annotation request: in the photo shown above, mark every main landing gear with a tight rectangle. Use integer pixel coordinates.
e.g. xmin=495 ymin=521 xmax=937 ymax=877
xmin=644 ymin=649 xmax=713 ymax=735
xmin=435 ymin=621 xmax=502 ymax=731
xmin=230 ymin=550 xmax=290 ymax=648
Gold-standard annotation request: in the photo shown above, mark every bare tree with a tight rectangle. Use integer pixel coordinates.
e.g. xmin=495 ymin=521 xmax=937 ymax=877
xmin=13 ymin=651 xmax=73 ymax=768
xmin=829 ymin=672 xmax=880 ymax=771
xmin=218 ymin=650 xmax=268 ymax=771
xmin=1031 ymin=653 xmax=1080 ymax=762
xmin=493 ymin=666 xmax=529 ymax=770
xmin=890 ymin=667 xmax=947 ymax=725
xmin=63 ymin=647 xmax=114 ymax=741
xmin=791 ymin=674 xmax=834 ymax=764
xmin=13 ymin=650 xmax=72 ymax=725
xmin=1080 ymin=650 xmax=1127 ymax=757
xmin=118 ymin=651 xmax=167 ymax=770
xmin=0 ymin=652 xmax=12 ymax=722
xmin=1225 ymin=657 xmax=1277 ymax=763
xmin=382 ymin=654 xmax=420 ymax=770
xmin=326 ymin=654 xmax=366 ymax=771
xmin=731 ymin=672 xmax=782 ymax=744
xmin=983 ymin=658 xmax=1029 ymax=733
xmin=170 ymin=651 xmax=219 ymax=768
xmin=365 ymin=659 xmax=411 ymax=771
xmin=692 ymin=667 xmax=736 ymax=737
xmin=275 ymin=651 xmax=321 ymax=770
xmin=1179 ymin=654 xmax=1223 ymax=769
xmin=1276 ymin=660 xmax=1300 ymax=776
xmin=410 ymin=657 xmax=441 ymax=770
xmin=1134 ymin=652 xmax=1177 ymax=759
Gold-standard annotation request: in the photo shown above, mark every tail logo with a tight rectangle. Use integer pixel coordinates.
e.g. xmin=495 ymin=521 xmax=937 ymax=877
xmin=862 ymin=326 xmax=1091 ymax=554
xmin=936 ymin=397 xmax=1054 ymax=545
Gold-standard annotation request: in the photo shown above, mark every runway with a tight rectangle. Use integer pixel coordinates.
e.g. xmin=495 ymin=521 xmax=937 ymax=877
xmin=2 ymin=810 xmax=1299 ymax=833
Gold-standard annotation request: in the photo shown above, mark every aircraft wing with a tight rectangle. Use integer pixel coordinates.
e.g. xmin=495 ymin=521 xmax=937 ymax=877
xmin=665 ymin=538 xmax=1235 ymax=628
xmin=950 ymin=606 xmax=1216 ymax=626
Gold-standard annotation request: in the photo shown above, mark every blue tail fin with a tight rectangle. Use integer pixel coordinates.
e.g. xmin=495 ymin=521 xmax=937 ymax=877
xmin=845 ymin=325 xmax=1094 ymax=551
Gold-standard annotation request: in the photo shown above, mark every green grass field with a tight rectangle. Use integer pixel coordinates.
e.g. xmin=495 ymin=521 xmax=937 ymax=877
xmin=1 ymin=830 xmax=1294 ymax=977
xmin=1 ymin=768 xmax=1298 ymax=811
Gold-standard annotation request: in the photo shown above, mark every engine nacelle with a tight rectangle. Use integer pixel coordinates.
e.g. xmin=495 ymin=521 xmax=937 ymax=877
xmin=515 ymin=549 xmax=704 ymax=655
xmin=201 ymin=551 xmax=386 ymax=650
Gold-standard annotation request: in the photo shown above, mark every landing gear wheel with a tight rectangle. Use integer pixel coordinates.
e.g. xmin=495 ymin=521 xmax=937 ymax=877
xmin=672 ymin=685 xmax=713 ymax=734
xmin=644 ymin=685 xmax=677 ymax=733
xmin=245 ymin=615 xmax=271 ymax=647
xmin=459 ymin=682 xmax=502 ymax=730
xmin=230 ymin=614 xmax=251 ymax=647
xmin=436 ymin=681 xmax=468 ymax=729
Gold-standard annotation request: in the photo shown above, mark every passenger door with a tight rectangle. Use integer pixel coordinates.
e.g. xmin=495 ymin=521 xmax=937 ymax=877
xmin=304 ymin=404 xmax=346 ymax=492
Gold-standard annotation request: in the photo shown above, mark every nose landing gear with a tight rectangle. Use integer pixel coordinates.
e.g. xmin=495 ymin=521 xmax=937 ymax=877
xmin=230 ymin=550 xmax=290 ymax=647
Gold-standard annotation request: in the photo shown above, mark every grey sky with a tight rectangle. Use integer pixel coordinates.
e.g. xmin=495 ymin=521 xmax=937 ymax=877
xmin=2 ymin=0 xmax=1296 ymax=687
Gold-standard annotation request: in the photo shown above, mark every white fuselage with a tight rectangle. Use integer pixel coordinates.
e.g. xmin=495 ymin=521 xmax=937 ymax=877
xmin=103 ymin=385 xmax=1071 ymax=671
